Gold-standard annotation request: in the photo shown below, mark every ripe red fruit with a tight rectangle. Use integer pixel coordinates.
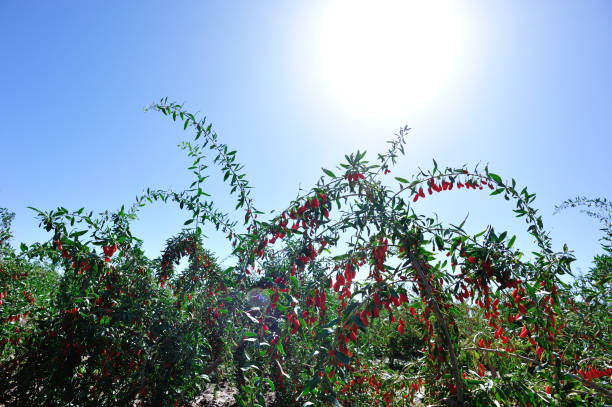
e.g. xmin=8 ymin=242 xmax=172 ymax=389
xmin=103 ymin=244 xmax=118 ymax=261
xmin=359 ymin=310 xmax=368 ymax=327
xmin=494 ymin=326 xmax=503 ymax=339
xmin=291 ymin=318 xmax=300 ymax=334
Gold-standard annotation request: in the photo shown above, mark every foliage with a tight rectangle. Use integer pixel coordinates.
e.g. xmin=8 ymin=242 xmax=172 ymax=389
xmin=0 ymin=208 xmax=15 ymax=247
xmin=0 ymin=100 xmax=610 ymax=406
xmin=0 ymin=208 xmax=230 ymax=406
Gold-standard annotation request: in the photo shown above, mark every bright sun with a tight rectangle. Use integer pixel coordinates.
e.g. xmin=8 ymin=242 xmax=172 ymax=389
xmin=315 ymin=0 xmax=468 ymax=120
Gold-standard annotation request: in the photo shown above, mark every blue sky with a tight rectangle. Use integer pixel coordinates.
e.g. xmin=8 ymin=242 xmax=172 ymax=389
xmin=1 ymin=1 xmax=610 ymax=274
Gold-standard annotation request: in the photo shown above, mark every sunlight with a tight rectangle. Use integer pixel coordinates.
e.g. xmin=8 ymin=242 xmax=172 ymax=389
xmin=315 ymin=0 xmax=469 ymax=120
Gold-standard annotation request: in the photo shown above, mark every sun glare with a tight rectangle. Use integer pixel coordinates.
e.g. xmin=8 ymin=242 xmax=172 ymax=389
xmin=315 ymin=0 xmax=468 ymax=120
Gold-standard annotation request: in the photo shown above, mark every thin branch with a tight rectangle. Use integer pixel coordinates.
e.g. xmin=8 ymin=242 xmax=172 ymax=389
xmin=463 ymin=347 xmax=612 ymax=402
xmin=409 ymin=249 xmax=464 ymax=406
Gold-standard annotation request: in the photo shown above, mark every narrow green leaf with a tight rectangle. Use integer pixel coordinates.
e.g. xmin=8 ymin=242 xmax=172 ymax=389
xmin=315 ymin=327 xmax=334 ymax=340
xmin=351 ymin=314 xmax=367 ymax=331
xmin=489 ymin=173 xmax=502 ymax=184
xmin=435 ymin=235 xmax=444 ymax=251
xmin=322 ymin=168 xmax=336 ymax=178
xmin=508 ymin=235 xmax=516 ymax=248
xmin=335 ymin=351 xmax=351 ymax=365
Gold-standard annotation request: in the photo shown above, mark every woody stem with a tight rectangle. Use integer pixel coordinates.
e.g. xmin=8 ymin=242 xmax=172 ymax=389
xmin=408 ymin=249 xmax=464 ymax=406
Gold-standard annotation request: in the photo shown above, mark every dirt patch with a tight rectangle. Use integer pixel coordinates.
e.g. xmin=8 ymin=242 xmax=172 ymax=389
xmin=191 ymin=382 xmax=276 ymax=407
xmin=191 ymin=382 xmax=238 ymax=407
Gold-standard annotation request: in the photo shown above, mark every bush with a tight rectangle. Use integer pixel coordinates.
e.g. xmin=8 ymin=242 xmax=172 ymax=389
xmin=0 ymin=100 xmax=610 ymax=406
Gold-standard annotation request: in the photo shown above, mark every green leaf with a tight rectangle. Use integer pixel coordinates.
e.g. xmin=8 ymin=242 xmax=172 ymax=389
xmin=323 ymin=317 xmax=341 ymax=328
xmin=435 ymin=235 xmax=444 ymax=251
xmin=351 ymin=314 xmax=367 ymax=331
xmin=184 ymin=219 xmax=194 ymax=225
xmin=322 ymin=168 xmax=336 ymax=178
xmin=335 ymin=350 xmax=351 ymax=365
xmin=316 ymin=327 xmax=334 ymax=340
xmin=299 ymin=374 xmax=322 ymax=398
xmin=73 ymin=230 xmax=87 ymax=238
xmin=395 ymin=177 xmax=409 ymax=183
xmin=489 ymin=173 xmax=502 ymax=184
xmin=342 ymin=301 xmax=359 ymax=321
xmin=490 ymin=188 xmax=505 ymax=196
xmin=508 ymin=235 xmax=516 ymax=248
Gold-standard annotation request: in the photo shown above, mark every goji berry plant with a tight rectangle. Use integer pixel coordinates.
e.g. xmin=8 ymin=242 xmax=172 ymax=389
xmin=0 ymin=100 xmax=610 ymax=406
